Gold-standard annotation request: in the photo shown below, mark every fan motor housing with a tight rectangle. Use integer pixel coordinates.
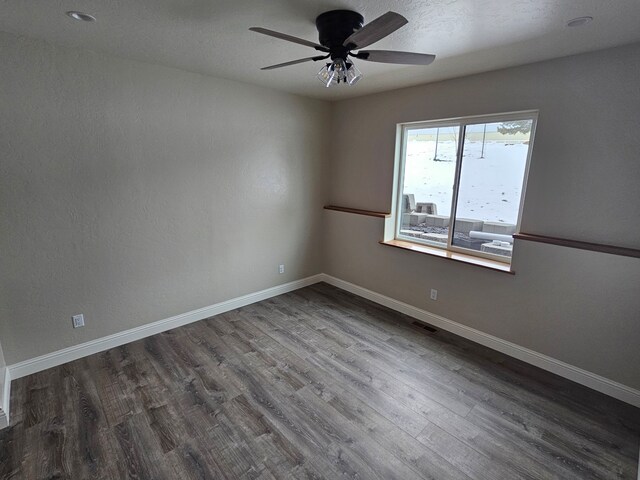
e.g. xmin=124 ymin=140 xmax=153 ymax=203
xmin=315 ymin=10 xmax=363 ymax=49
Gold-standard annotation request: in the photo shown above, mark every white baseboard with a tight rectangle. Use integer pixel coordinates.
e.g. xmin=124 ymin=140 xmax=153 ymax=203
xmin=6 ymin=272 xmax=640 ymax=412
xmin=319 ymin=274 xmax=640 ymax=409
xmin=0 ymin=367 xmax=9 ymax=429
xmin=8 ymin=274 xmax=324 ymax=381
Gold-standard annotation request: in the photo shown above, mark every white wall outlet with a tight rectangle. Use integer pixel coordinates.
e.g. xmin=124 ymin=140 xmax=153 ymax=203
xmin=72 ymin=314 xmax=85 ymax=328
xmin=430 ymin=289 xmax=438 ymax=301
xmin=278 ymin=264 xmax=285 ymax=274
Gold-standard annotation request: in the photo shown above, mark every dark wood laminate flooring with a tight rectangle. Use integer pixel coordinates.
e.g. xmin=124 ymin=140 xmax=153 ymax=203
xmin=1 ymin=282 xmax=639 ymax=479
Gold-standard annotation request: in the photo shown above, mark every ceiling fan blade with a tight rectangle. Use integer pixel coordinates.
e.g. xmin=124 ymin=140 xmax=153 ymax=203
xmin=249 ymin=27 xmax=328 ymax=51
xmin=261 ymin=55 xmax=328 ymax=71
xmin=343 ymin=12 xmax=408 ymax=49
xmin=357 ymin=50 xmax=436 ymax=65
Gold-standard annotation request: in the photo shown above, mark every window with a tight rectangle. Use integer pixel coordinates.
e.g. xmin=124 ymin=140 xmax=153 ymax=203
xmin=395 ymin=111 xmax=537 ymax=265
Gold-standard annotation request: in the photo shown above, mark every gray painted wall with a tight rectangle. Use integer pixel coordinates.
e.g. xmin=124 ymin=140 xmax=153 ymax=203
xmin=0 ymin=32 xmax=329 ymax=363
xmin=324 ymin=43 xmax=640 ymax=390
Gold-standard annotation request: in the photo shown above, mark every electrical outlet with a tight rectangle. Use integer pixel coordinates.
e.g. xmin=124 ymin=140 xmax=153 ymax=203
xmin=279 ymin=264 xmax=285 ymax=274
xmin=72 ymin=314 xmax=85 ymax=328
xmin=430 ymin=289 xmax=438 ymax=301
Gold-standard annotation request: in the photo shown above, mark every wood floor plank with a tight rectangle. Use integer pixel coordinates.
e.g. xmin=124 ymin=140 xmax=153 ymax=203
xmin=324 ymin=383 xmax=472 ymax=480
xmin=22 ymin=369 xmax=61 ymax=429
xmin=348 ymin=340 xmax=475 ymax=416
xmin=275 ymin=293 xmax=479 ymax=416
xmin=0 ymin=424 xmax=22 ymax=480
xmin=233 ymin=313 xmax=332 ymax=391
xmin=223 ymin=394 xmax=306 ymax=470
xmin=84 ymin=351 xmax=138 ymax=427
xmin=466 ymin=403 xmax=632 ymax=479
xmin=204 ymin=321 xmax=417 ymax=479
xmin=112 ymin=413 xmax=173 ymax=480
xmin=424 ymin=342 xmax=640 ymax=465
xmin=304 ymin=350 xmax=431 ymax=437
xmin=419 ymin=404 xmax=579 ymax=480
xmin=59 ymin=364 xmax=115 ymax=480
xmin=165 ymin=438 xmax=229 ymax=480
xmin=416 ymin=420 xmax=530 ymax=480
xmin=243 ymin=298 xmax=473 ymax=428
xmin=2 ymin=283 xmax=638 ymax=480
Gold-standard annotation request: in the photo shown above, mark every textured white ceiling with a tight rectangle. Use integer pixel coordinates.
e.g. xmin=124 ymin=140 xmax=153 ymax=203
xmin=1 ymin=0 xmax=639 ymax=100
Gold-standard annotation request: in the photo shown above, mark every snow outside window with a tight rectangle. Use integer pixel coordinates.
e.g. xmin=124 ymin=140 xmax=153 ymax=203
xmin=396 ymin=112 xmax=537 ymax=264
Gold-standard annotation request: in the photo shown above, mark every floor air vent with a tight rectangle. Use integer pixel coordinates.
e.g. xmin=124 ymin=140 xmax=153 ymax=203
xmin=411 ymin=321 xmax=438 ymax=333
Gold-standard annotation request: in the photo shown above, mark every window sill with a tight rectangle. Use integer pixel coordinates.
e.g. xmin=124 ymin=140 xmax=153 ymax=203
xmin=380 ymin=239 xmax=515 ymax=274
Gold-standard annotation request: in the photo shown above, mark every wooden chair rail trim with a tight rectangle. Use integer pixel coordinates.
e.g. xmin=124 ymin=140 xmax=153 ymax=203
xmin=324 ymin=205 xmax=390 ymax=218
xmin=380 ymin=239 xmax=515 ymax=274
xmin=513 ymin=233 xmax=640 ymax=259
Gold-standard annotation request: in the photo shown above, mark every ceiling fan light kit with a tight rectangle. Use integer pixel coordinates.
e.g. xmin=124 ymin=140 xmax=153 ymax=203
xmin=317 ymin=58 xmax=362 ymax=87
xmin=250 ymin=10 xmax=435 ymax=88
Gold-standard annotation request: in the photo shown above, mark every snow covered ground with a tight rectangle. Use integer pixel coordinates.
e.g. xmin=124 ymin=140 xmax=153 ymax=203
xmin=403 ymin=139 xmax=529 ymax=224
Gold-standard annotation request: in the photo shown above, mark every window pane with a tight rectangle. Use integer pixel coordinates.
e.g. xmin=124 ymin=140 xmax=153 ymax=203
xmin=399 ymin=125 xmax=460 ymax=246
xmin=451 ymin=120 xmax=533 ymax=260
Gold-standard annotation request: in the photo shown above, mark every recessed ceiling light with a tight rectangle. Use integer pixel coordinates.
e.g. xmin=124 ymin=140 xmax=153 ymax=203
xmin=66 ymin=11 xmax=96 ymax=22
xmin=567 ymin=16 xmax=593 ymax=27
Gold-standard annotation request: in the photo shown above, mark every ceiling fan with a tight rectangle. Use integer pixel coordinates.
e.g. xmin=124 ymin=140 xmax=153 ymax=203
xmin=250 ymin=10 xmax=435 ymax=87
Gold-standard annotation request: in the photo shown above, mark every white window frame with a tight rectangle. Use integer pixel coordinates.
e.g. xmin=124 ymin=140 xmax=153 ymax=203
xmin=394 ymin=110 xmax=538 ymax=264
